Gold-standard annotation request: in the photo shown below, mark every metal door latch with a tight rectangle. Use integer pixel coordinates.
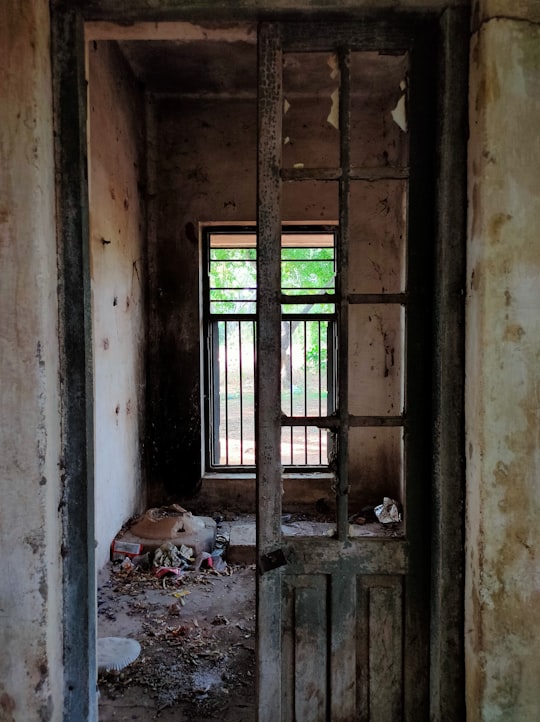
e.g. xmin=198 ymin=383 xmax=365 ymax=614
xmin=258 ymin=548 xmax=287 ymax=574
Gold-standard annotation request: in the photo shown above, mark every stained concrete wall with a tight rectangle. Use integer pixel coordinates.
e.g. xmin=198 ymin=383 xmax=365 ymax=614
xmin=466 ymin=2 xmax=540 ymax=720
xmin=88 ymin=41 xmax=148 ymax=569
xmin=0 ymin=0 xmax=63 ymax=719
xmin=150 ymin=59 xmax=409 ymax=509
xmin=148 ymin=95 xmax=258 ymax=500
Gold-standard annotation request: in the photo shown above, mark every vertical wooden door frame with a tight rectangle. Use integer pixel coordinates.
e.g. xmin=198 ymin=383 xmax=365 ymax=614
xmin=256 ymin=22 xmax=284 ymax=721
xmin=430 ymin=7 xmax=468 ymax=720
xmin=51 ymin=4 xmax=468 ymax=721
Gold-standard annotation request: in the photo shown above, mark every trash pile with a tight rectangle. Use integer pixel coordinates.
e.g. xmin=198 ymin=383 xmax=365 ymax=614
xmin=98 ymin=524 xmax=256 ymax=719
xmin=113 ymin=532 xmax=231 ymax=579
xmin=109 ymin=504 xmax=230 ymax=583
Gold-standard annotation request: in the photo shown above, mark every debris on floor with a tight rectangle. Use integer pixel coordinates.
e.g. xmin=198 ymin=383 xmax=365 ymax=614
xmin=110 ymin=539 xmax=143 ymax=561
xmin=113 ymin=504 xmax=217 ymax=559
xmin=374 ymin=496 xmax=402 ymax=524
xmin=153 ymin=540 xmax=193 ymax=570
xmin=98 ymin=524 xmax=255 ymax=722
xmin=97 ymin=636 xmax=141 ymax=673
xmin=130 ymin=504 xmax=207 ymax=539
xmin=99 ymin=509 xmax=403 ymax=721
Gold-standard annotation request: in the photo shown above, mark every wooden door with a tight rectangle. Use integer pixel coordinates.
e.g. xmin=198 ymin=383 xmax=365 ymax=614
xmin=255 ymin=16 xmax=441 ymax=722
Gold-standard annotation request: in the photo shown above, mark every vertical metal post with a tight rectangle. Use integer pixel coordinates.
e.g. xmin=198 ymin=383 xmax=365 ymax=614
xmin=303 ymin=321 xmax=307 ymax=464
xmin=256 ymin=22 xmax=283 ymax=722
xmin=239 ymin=320 xmax=245 ymax=464
xmin=289 ymin=321 xmax=294 ymax=463
xmin=337 ymin=48 xmax=351 ymax=541
xmin=318 ymin=321 xmax=323 ymax=464
xmin=224 ymin=322 xmax=230 ymax=464
xmin=211 ymin=323 xmax=221 ymax=464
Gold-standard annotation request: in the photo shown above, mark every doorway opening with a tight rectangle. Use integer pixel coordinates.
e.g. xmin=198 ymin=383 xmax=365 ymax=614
xmin=53 ymin=9 xmax=467 ymax=722
xmin=88 ymin=20 xmax=413 ymax=717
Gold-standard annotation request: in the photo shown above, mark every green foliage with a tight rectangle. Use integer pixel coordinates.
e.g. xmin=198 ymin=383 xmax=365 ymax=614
xmin=210 ymin=248 xmax=256 ymax=314
xmin=209 ymin=237 xmax=336 ymax=389
xmin=209 ymin=244 xmax=335 ymax=314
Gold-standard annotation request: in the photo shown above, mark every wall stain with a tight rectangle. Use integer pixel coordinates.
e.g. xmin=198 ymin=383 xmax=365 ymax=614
xmin=486 ymin=386 xmax=540 ymax=699
xmin=0 ymin=690 xmax=16 ymax=722
xmin=24 ymin=529 xmax=44 ymax=555
xmin=503 ymin=324 xmax=525 ymax=342
xmin=488 ymin=212 xmax=512 ymax=244
xmin=38 ymin=697 xmax=53 ymax=722
xmin=470 ymin=266 xmax=479 ymax=292
xmin=470 ymin=180 xmax=481 ymax=242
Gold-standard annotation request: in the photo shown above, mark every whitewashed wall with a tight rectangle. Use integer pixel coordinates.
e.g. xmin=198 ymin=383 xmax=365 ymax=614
xmin=0 ymin=0 xmax=63 ymax=719
xmin=466 ymin=2 xmax=540 ymax=719
xmin=88 ymin=41 xmax=147 ymax=570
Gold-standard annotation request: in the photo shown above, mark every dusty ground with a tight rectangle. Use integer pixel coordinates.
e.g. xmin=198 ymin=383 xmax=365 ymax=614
xmin=97 ymin=560 xmax=256 ymax=721
xmin=97 ymin=506 xmax=402 ymax=721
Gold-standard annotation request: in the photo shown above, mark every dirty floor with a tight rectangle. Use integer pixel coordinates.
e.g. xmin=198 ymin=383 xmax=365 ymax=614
xmin=97 ymin=509 xmax=402 ymax=720
xmin=97 ymin=561 xmax=256 ymax=721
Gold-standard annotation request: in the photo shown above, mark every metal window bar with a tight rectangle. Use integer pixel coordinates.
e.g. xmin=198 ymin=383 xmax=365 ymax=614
xmin=315 ymin=322 xmax=320 ymax=463
xmin=223 ymin=321 xmax=229 ymax=465
xmin=303 ymin=321 xmax=307 ymax=464
xmin=287 ymin=320 xmax=293 ymax=463
xmin=211 ymin=316 xmax=334 ymax=468
xmin=238 ymin=320 xmax=244 ymax=464
xmin=280 ymin=315 xmax=336 ymax=466
xmin=210 ymin=317 xmax=257 ymax=467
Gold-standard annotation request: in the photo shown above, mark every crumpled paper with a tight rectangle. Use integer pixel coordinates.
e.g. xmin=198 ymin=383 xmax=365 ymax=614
xmin=374 ymin=497 xmax=402 ymax=524
xmin=153 ymin=541 xmax=193 ymax=568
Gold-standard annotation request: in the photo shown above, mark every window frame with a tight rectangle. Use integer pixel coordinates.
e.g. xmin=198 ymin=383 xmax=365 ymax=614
xmin=201 ymin=222 xmax=339 ymax=473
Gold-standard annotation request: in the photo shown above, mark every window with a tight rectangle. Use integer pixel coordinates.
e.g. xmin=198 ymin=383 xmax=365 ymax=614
xmin=203 ymin=225 xmax=338 ymax=470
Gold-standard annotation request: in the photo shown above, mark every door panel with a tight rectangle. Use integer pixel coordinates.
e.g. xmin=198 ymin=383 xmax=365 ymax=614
xmin=256 ymin=17 xmax=437 ymax=722
xmin=280 ymin=566 xmax=407 ymax=722
xmin=357 ymin=576 xmax=403 ymax=722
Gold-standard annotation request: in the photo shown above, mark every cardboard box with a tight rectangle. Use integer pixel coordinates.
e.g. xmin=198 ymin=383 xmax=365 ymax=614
xmin=110 ymin=539 xmax=143 ymax=561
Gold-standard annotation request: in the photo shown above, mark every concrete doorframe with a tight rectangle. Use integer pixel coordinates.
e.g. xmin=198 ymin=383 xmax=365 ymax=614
xmin=52 ymin=8 xmax=97 ymax=721
xmin=51 ymin=3 xmax=468 ymax=720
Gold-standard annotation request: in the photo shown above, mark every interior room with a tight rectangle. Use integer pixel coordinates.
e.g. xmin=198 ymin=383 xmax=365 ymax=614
xmin=88 ymin=21 xmax=413 ymax=560
xmin=88 ymin=20 xmax=419 ymax=719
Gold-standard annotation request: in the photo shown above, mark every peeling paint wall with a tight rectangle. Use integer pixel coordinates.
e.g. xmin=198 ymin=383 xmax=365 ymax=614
xmin=148 ymin=96 xmax=258 ymax=499
xmin=88 ymin=41 xmax=148 ymax=569
xmin=0 ymin=0 xmax=63 ymax=719
xmin=149 ymin=47 xmax=409 ymax=509
xmin=466 ymin=3 xmax=540 ymax=720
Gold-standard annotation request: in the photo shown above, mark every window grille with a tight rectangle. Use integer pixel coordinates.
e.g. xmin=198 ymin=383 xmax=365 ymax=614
xmin=203 ymin=226 xmax=337 ymax=470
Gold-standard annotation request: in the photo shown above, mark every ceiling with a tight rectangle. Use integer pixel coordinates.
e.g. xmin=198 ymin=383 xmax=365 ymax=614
xmin=118 ymin=39 xmax=258 ymax=96
xmin=116 ymin=37 xmax=407 ymax=99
